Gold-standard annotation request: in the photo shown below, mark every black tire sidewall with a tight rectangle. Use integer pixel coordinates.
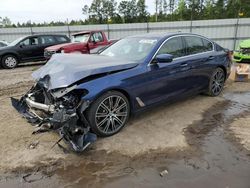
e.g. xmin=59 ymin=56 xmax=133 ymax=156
xmin=208 ymin=67 xmax=225 ymax=97
xmin=86 ymin=91 xmax=130 ymax=137
xmin=1 ymin=55 xmax=18 ymax=69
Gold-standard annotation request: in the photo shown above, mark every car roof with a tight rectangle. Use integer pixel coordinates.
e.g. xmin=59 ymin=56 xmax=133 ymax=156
xmin=72 ymin=30 xmax=102 ymax=36
xmin=24 ymin=34 xmax=68 ymax=38
xmin=127 ymin=32 xmax=209 ymax=40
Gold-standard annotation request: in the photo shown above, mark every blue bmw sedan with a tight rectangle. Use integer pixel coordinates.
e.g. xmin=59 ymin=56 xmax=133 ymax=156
xmin=12 ymin=33 xmax=231 ymax=151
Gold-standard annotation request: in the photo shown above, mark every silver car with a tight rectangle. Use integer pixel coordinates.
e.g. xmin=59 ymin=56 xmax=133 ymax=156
xmin=0 ymin=40 xmax=8 ymax=48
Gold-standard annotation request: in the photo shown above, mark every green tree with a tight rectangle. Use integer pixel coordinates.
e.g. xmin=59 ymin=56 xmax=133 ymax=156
xmin=204 ymin=0 xmax=215 ymax=19
xmin=176 ymin=0 xmax=188 ymax=20
xmin=118 ymin=0 xmax=137 ymax=23
xmin=214 ymin=0 xmax=225 ymax=19
xmin=88 ymin=0 xmax=105 ymax=24
xmin=103 ymin=0 xmax=117 ymax=21
xmin=137 ymin=0 xmax=149 ymax=22
xmin=87 ymin=0 xmax=117 ymax=24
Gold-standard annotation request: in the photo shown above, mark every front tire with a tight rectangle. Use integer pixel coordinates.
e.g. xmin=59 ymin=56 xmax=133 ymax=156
xmin=207 ymin=67 xmax=225 ymax=96
xmin=87 ymin=91 xmax=130 ymax=137
xmin=1 ymin=55 xmax=18 ymax=69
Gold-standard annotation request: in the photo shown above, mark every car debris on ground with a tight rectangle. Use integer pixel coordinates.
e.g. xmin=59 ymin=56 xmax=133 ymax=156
xmin=159 ymin=169 xmax=169 ymax=177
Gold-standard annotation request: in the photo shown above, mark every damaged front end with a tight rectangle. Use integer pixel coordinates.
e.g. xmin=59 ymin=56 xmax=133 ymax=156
xmin=11 ymin=78 xmax=96 ymax=152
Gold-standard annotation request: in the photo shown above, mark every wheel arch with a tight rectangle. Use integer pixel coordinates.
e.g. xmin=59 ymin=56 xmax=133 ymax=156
xmin=217 ymin=65 xmax=227 ymax=80
xmin=90 ymin=87 xmax=134 ymax=114
xmin=0 ymin=52 xmax=20 ymax=63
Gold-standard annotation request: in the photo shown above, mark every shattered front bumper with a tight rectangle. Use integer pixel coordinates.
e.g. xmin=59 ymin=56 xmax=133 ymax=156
xmin=11 ymin=90 xmax=96 ymax=152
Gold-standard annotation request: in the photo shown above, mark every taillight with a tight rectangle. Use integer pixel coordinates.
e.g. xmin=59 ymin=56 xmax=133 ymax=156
xmin=228 ymin=50 xmax=233 ymax=60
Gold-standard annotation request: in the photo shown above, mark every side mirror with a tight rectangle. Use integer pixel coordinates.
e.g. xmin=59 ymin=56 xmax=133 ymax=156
xmin=19 ymin=44 xmax=24 ymax=48
xmin=155 ymin=54 xmax=174 ymax=63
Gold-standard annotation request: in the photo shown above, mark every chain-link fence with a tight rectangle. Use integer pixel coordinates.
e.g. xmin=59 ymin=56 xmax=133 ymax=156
xmin=0 ymin=18 xmax=249 ymax=50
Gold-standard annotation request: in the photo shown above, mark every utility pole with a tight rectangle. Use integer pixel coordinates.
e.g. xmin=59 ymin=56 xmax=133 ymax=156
xmin=66 ymin=18 xmax=71 ymax=38
xmin=234 ymin=7 xmax=242 ymax=50
xmin=155 ymin=0 xmax=158 ymax=22
xmin=190 ymin=0 xmax=194 ymax=33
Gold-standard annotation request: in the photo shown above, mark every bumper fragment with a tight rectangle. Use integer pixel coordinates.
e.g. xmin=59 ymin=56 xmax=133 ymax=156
xmin=11 ymin=95 xmax=97 ymax=152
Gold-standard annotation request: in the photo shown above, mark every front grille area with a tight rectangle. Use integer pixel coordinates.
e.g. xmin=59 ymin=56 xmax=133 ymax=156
xmin=241 ymin=48 xmax=250 ymax=54
xmin=44 ymin=50 xmax=56 ymax=58
xmin=240 ymin=59 xmax=250 ymax=63
xmin=233 ymin=56 xmax=241 ymax=60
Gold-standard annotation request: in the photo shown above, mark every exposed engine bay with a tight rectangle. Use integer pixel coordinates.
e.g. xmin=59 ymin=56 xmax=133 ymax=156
xmin=11 ymin=81 xmax=97 ymax=152
xmin=11 ymin=54 xmax=138 ymax=152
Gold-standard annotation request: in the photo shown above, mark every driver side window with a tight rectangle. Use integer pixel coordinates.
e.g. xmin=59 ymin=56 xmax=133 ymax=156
xmin=19 ymin=38 xmax=30 ymax=46
xmin=157 ymin=37 xmax=185 ymax=58
xmin=19 ymin=37 xmax=39 ymax=46
xmin=91 ymin=32 xmax=104 ymax=43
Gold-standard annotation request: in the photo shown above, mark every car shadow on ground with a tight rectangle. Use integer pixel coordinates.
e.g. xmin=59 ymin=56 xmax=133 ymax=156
xmin=0 ymin=61 xmax=46 ymax=70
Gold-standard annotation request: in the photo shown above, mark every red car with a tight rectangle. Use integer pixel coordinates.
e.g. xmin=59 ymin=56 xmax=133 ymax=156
xmin=44 ymin=30 xmax=115 ymax=59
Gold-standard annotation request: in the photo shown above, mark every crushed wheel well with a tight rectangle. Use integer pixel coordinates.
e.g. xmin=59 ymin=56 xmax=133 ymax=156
xmin=217 ymin=65 xmax=227 ymax=80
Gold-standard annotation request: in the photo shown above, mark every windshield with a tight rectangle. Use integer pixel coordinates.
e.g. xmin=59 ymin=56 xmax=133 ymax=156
xmin=8 ymin=37 xmax=25 ymax=46
xmin=100 ymin=37 xmax=158 ymax=61
xmin=72 ymin=33 xmax=90 ymax=43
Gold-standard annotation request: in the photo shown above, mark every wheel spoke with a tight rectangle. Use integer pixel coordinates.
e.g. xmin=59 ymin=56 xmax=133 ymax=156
xmin=116 ymin=112 xmax=127 ymax=117
xmin=96 ymin=112 xmax=109 ymax=118
xmin=103 ymin=119 xmax=111 ymax=132
xmin=108 ymin=96 xmax=113 ymax=110
xmin=114 ymin=102 xmax=126 ymax=112
xmin=100 ymin=102 xmax=111 ymax=113
xmin=97 ymin=116 xmax=109 ymax=128
xmin=113 ymin=97 xmax=121 ymax=110
xmin=110 ymin=118 xmax=116 ymax=131
xmin=113 ymin=116 xmax=123 ymax=126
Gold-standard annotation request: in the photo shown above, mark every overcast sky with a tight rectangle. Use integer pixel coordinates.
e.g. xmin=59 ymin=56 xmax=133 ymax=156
xmin=0 ymin=0 xmax=155 ymax=24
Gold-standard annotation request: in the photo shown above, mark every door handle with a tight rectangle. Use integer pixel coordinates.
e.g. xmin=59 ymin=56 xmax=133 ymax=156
xmin=180 ymin=63 xmax=188 ymax=67
xmin=207 ymin=56 xmax=215 ymax=60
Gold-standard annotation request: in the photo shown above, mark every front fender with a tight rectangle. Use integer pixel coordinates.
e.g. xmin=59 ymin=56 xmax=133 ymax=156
xmin=0 ymin=51 xmax=20 ymax=62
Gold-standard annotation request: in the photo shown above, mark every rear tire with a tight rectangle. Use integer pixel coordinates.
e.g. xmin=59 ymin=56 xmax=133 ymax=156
xmin=207 ymin=67 xmax=225 ymax=96
xmin=86 ymin=91 xmax=130 ymax=137
xmin=1 ymin=55 xmax=18 ymax=69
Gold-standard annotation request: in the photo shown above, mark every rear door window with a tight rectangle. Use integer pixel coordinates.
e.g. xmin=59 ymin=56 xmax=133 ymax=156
xmin=55 ymin=36 xmax=69 ymax=42
xmin=157 ymin=37 xmax=185 ymax=58
xmin=40 ymin=36 xmax=56 ymax=45
xmin=184 ymin=36 xmax=213 ymax=55
xmin=202 ymin=38 xmax=213 ymax=51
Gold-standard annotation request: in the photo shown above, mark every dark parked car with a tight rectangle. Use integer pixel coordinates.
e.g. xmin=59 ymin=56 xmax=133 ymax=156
xmin=12 ymin=33 xmax=231 ymax=151
xmin=0 ymin=34 xmax=70 ymax=69
xmin=0 ymin=41 xmax=8 ymax=48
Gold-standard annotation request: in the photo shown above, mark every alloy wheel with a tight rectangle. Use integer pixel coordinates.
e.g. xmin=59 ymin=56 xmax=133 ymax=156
xmin=95 ymin=95 xmax=128 ymax=134
xmin=5 ymin=56 xmax=17 ymax=68
xmin=211 ymin=69 xmax=225 ymax=96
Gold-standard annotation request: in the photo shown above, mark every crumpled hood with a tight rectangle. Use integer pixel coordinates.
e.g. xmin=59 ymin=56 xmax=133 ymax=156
xmin=45 ymin=42 xmax=87 ymax=51
xmin=32 ymin=54 xmax=138 ymax=90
